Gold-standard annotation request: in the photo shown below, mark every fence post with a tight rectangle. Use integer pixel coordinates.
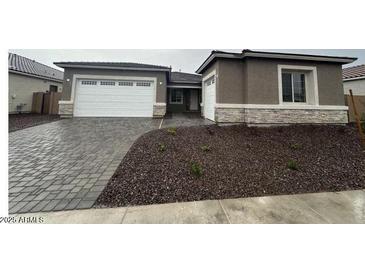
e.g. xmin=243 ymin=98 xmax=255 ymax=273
xmin=349 ymin=89 xmax=365 ymax=148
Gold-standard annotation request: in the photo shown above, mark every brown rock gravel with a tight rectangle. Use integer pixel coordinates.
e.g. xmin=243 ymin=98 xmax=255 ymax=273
xmin=96 ymin=124 xmax=365 ymax=207
xmin=9 ymin=114 xmax=61 ymax=132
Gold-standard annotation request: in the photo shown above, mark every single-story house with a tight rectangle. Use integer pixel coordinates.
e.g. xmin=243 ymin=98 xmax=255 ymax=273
xmin=54 ymin=62 xmax=202 ymax=118
xmin=55 ymin=50 xmax=357 ymax=124
xmin=8 ymin=53 xmax=64 ymax=113
xmin=343 ymin=64 xmax=365 ymax=122
xmin=196 ymin=50 xmax=356 ymax=124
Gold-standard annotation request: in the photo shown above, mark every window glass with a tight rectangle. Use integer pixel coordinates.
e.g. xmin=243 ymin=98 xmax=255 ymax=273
xmin=119 ymin=81 xmax=133 ymax=86
xmin=81 ymin=80 xmax=97 ymax=85
xmin=100 ymin=81 xmax=115 ymax=86
xmin=282 ymin=73 xmax=293 ymax=102
xmin=136 ymin=82 xmax=151 ymax=87
xmin=293 ymin=74 xmax=306 ymax=102
xmin=170 ymin=90 xmax=183 ymax=104
xmin=282 ymin=72 xmax=306 ymax=103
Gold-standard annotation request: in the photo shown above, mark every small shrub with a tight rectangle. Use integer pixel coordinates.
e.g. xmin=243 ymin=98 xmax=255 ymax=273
xmin=287 ymin=160 xmax=299 ymax=171
xmin=290 ymin=143 xmax=301 ymax=150
xmin=201 ymin=145 xmax=211 ymax=152
xmin=167 ymin=127 xmax=177 ymax=136
xmin=191 ymin=162 xmax=203 ymax=177
xmin=158 ymin=143 xmax=166 ymax=152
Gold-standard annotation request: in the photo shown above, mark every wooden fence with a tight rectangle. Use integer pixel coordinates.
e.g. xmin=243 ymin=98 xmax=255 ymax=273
xmin=32 ymin=92 xmax=62 ymax=115
xmin=345 ymin=95 xmax=365 ymax=122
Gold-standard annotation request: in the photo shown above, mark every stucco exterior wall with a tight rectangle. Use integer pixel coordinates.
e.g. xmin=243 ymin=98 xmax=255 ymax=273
xmin=244 ymin=58 xmax=345 ymax=106
xmin=61 ymin=68 xmax=168 ymax=103
xmin=344 ymin=79 xmax=365 ymax=96
xmin=202 ymin=57 xmax=346 ymax=106
xmin=216 ymin=59 xmax=247 ymax=104
xmin=8 ymin=72 xmax=63 ymax=113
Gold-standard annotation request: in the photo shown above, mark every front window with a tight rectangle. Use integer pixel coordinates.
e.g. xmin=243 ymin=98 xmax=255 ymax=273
xmin=282 ymin=72 xmax=306 ymax=103
xmin=170 ymin=90 xmax=183 ymax=104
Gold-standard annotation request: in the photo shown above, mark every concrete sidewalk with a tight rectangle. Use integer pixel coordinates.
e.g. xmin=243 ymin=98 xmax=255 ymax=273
xmin=11 ymin=189 xmax=365 ymax=224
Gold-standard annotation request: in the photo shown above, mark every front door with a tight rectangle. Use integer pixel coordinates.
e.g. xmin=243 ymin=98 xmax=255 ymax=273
xmin=189 ymin=90 xmax=199 ymax=111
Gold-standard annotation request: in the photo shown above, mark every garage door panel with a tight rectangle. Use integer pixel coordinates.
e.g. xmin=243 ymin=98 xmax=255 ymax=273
xmin=204 ymin=77 xmax=216 ymax=121
xmin=74 ymin=79 xmax=154 ymax=117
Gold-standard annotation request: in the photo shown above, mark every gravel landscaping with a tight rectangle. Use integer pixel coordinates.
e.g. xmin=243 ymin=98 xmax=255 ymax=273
xmin=96 ymin=124 xmax=365 ymax=207
xmin=9 ymin=114 xmax=61 ymax=132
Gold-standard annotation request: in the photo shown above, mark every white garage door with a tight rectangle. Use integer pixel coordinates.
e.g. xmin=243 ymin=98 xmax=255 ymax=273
xmin=74 ymin=79 xmax=154 ymax=117
xmin=204 ymin=76 xmax=216 ymax=121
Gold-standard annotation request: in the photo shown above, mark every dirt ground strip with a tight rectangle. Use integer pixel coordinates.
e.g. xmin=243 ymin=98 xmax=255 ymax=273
xmin=9 ymin=114 xmax=61 ymax=132
xmin=96 ymin=124 xmax=365 ymax=207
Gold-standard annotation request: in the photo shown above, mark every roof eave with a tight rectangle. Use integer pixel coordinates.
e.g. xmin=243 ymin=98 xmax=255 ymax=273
xmin=169 ymin=80 xmax=202 ymax=84
xmin=54 ymin=63 xmax=171 ymax=72
xmin=196 ymin=51 xmax=357 ymax=74
xmin=243 ymin=52 xmax=357 ymax=64
xmin=196 ymin=52 xmax=241 ymax=74
xmin=343 ymin=76 xmax=365 ymax=82
xmin=9 ymin=69 xmax=63 ymax=83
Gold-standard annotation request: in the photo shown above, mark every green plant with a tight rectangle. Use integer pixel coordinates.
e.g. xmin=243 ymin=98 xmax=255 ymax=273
xmin=191 ymin=162 xmax=203 ymax=177
xmin=290 ymin=143 xmax=301 ymax=150
xmin=158 ymin=143 xmax=166 ymax=152
xmin=287 ymin=160 xmax=299 ymax=171
xmin=167 ymin=127 xmax=177 ymax=136
xmin=201 ymin=145 xmax=211 ymax=152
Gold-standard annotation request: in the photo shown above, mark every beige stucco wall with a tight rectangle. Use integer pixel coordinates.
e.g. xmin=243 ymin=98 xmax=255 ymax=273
xmin=8 ymin=73 xmax=63 ymax=113
xmin=61 ymin=68 xmax=168 ymax=103
xmin=344 ymin=79 xmax=365 ymax=122
xmin=202 ymin=57 xmax=346 ymax=106
xmin=344 ymin=78 xmax=365 ymax=96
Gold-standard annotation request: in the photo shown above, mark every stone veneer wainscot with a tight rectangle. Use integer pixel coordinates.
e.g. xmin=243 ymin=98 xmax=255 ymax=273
xmin=215 ymin=106 xmax=348 ymax=124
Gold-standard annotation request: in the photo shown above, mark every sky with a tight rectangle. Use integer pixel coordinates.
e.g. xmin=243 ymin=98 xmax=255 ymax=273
xmin=8 ymin=49 xmax=365 ymax=73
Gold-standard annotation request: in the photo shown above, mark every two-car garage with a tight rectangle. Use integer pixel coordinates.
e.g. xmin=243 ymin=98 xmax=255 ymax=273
xmin=73 ymin=78 xmax=155 ymax=117
xmin=54 ymin=62 xmax=171 ymax=118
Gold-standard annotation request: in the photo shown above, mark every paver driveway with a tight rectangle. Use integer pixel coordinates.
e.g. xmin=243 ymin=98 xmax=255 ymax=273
xmin=9 ymin=115 xmax=213 ymax=214
xmin=8 ymin=118 xmax=161 ymax=213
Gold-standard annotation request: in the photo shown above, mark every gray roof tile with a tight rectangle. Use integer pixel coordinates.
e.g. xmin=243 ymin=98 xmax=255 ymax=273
xmin=170 ymin=71 xmax=201 ymax=83
xmin=8 ymin=53 xmax=64 ymax=81
xmin=343 ymin=64 xmax=365 ymax=80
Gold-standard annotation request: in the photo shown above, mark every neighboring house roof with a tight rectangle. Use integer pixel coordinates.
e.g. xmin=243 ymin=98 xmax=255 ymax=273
xmin=343 ymin=64 xmax=365 ymax=81
xmin=8 ymin=53 xmax=64 ymax=82
xmin=54 ymin=61 xmax=171 ymax=72
xmin=170 ymin=71 xmax=202 ymax=83
xmin=196 ymin=49 xmax=358 ymax=74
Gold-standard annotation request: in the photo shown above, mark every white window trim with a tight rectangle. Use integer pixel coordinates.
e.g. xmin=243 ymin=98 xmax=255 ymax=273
xmin=278 ymin=65 xmax=319 ymax=106
xmin=169 ymin=90 xmax=184 ymax=105
xmin=68 ymin=74 xmax=158 ymax=108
